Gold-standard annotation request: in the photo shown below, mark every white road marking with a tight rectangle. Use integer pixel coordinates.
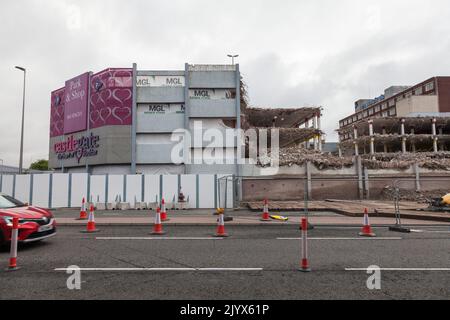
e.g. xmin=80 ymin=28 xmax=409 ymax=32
xmin=277 ymin=237 xmax=402 ymax=240
xmin=410 ymin=230 xmax=450 ymax=234
xmin=95 ymin=237 xmax=224 ymax=240
xmin=54 ymin=267 xmax=263 ymax=272
xmin=346 ymin=268 xmax=450 ymax=271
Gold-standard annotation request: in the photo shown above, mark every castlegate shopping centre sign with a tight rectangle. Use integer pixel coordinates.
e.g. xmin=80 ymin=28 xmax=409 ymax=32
xmin=54 ymin=133 xmax=100 ymax=163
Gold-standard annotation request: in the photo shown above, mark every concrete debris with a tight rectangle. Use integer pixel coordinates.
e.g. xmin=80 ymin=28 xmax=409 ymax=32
xmin=361 ymin=152 xmax=450 ymax=170
xmin=258 ymin=148 xmax=450 ymax=171
xmin=259 ymin=147 xmax=353 ymax=169
xmin=381 ymin=186 xmax=449 ymax=203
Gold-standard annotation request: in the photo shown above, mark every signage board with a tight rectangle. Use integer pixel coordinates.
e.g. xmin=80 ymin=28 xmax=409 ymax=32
xmin=64 ymin=72 xmax=90 ymax=134
xmin=136 ymin=75 xmax=185 ymax=87
xmin=138 ymin=104 xmax=185 ymax=115
xmin=189 ymin=89 xmax=236 ymax=100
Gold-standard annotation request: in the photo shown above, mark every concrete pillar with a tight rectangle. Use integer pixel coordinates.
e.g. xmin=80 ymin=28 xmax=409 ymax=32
xmin=313 ymin=115 xmax=318 ymax=150
xmin=433 ymin=137 xmax=438 ymax=153
xmin=414 ymin=163 xmax=421 ymax=192
xmin=353 ymin=126 xmax=359 ymax=156
xmin=401 ymin=119 xmax=406 ymax=154
xmin=338 ymin=145 xmax=343 ymax=158
xmin=356 ymin=156 xmax=363 ymax=200
xmin=382 ymin=127 xmax=388 ymax=153
xmin=363 ymin=166 xmax=370 ymax=200
xmin=431 ymin=118 xmax=437 ymax=136
xmin=368 ymin=120 xmax=375 ymax=156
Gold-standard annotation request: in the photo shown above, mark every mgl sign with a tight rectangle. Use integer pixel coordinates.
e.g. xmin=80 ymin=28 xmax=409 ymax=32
xmin=136 ymin=75 xmax=185 ymax=87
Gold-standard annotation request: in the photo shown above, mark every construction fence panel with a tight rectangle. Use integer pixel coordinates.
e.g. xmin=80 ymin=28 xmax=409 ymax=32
xmin=1 ymin=175 xmax=14 ymax=197
xmin=70 ymin=173 xmax=88 ymax=207
xmin=126 ymin=175 xmax=142 ymax=207
xmin=15 ymin=175 xmax=30 ymax=204
xmin=107 ymin=175 xmax=124 ymax=203
xmin=180 ymin=174 xmax=197 ymax=208
xmin=162 ymin=175 xmax=178 ymax=204
xmin=144 ymin=175 xmax=160 ymax=204
xmin=51 ymin=174 xmax=69 ymax=208
xmin=32 ymin=174 xmax=50 ymax=208
xmin=90 ymin=175 xmax=106 ymax=205
xmin=198 ymin=174 xmax=215 ymax=209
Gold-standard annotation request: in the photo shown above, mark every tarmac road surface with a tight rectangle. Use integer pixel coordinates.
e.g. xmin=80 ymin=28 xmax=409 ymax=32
xmin=0 ymin=225 xmax=449 ymax=300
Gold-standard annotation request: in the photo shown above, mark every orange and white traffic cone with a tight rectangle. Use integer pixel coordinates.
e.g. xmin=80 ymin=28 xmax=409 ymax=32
xmin=77 ymin=197 xmax=88 ymax=220
xmin=359 ymin=208 xmax=376 ymax=237
xmin=151 ymin=207 xmax=166 ymax=235
xmin=160 ymin=198 xmax=169 ymax=221
xmin=6 ymin=217 xmax=20 ymax=271
xmin=260 ymin=199 xmax=271 ymax=221
xmin=214 ymin=212 xmax=229 ymax=237
xmin=81 ymin=204 xmax=99 ymax=233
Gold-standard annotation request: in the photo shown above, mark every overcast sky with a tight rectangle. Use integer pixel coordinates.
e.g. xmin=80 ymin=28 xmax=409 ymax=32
xmin=1 ymin=0 xmax=450 ymax=167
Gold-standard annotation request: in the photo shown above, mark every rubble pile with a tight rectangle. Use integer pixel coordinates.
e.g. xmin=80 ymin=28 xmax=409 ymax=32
xmin=362 ymin=152 xmax=450 ymax=171
xmin=381 ymin=186 xmax=448 ymax=202
xmin=259 ymin=147 xmax=353 ymax=169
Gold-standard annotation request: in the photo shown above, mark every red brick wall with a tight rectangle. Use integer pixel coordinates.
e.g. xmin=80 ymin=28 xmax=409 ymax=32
xmin=437 ymin=77 xmax=450 ymax=112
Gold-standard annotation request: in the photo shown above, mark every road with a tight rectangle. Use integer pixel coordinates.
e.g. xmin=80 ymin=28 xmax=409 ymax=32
xmin=0 ymin=225 xmax=449 ymax=299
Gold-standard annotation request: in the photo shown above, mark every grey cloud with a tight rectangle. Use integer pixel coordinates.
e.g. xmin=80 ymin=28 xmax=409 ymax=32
xmin=1 ymin=0 xmax=450 ymax=166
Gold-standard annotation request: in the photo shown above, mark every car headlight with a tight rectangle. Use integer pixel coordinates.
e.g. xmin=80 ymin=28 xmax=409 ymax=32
xmin=2 ymin=216 xmax=13 ymax=226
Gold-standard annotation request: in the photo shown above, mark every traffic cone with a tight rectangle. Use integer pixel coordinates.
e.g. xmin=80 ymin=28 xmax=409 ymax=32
xmin=214 ymin=212 xmax=229 ymax=237
xmin=77 ymin=197 xmax=88 ymax=220
xmin=260 ymin=199 xmax=271 ymax=221
xmin=6 ymin=217 xmax=20 ymax=271
xmin=81 ymin=204 xmax=99 ymax=233
xmin=359 ymin=208 xmax=376 ymax=237
xmin=161 ymin=198 xmax=169 ymax=221
xmin=151 ymin=207 xmax=166 ymax=235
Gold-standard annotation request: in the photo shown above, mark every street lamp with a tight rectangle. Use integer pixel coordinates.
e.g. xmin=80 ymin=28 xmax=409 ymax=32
xmin=227 ymin=54 xmax=239 ymax=65
xmin=15 ymin=66 xmax=26 ymax=174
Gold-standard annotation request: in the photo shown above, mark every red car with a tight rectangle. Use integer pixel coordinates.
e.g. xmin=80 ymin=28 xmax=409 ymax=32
xmin=0 ymin=193 xmax=56 ymax=246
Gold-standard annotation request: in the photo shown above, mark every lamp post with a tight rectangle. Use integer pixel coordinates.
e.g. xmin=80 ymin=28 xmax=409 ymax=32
xmin=15 ymin=66 xmax=26 ymax=174
xmin=227 ymin=54 xmax=239 ymax=65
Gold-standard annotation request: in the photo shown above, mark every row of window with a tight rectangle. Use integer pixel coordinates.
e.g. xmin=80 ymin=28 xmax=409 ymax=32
xmin=340 ymin=108 xmax=397 ymax=127
xmin=340 ymin=81 xmax=435 ymax=128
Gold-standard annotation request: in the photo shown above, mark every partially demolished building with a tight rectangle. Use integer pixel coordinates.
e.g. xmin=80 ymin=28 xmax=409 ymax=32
xmin=338 ymin=77 xmax=450 ymax=156
xmin=242 ymin=107 xmax=323 ymax=150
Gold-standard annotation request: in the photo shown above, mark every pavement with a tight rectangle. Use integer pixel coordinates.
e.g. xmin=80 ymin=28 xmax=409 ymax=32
xmin=0 ymin=224 xmax=449 ymax=299
xmin=53 ymin=208 xmax=450 ymax=226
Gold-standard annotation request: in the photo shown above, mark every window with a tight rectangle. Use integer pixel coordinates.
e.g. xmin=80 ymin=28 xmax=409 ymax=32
xmin=363 ymin=111 xmax=368 ymax=118
xmin=425 ymin=82 xmax=434 ymax=91
xmin=414 ymin=87 xmax=423 ymax=95
xmin=368 ymin=108 xmax=374 ymax=116
xmin=381 ymin=103 xmax=387 ymax=110
xmin=382 ymin=111 xmax=388 ymax=117
xmin=357 ymin=113 xmax=363 ymax=120
xmin=389 ymin=108 xmax=396 ymax=116
xmin=352 ymin=116 xmax=357 ymax=122
xmin=389 ymin=99 xmax=395 ymax=107
xmin=374 ymin=105 xmax=381 ymax=113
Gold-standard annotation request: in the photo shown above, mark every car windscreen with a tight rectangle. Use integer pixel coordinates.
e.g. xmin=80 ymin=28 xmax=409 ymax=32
xmin=0 ymin=195 xmax=25 ymax=209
